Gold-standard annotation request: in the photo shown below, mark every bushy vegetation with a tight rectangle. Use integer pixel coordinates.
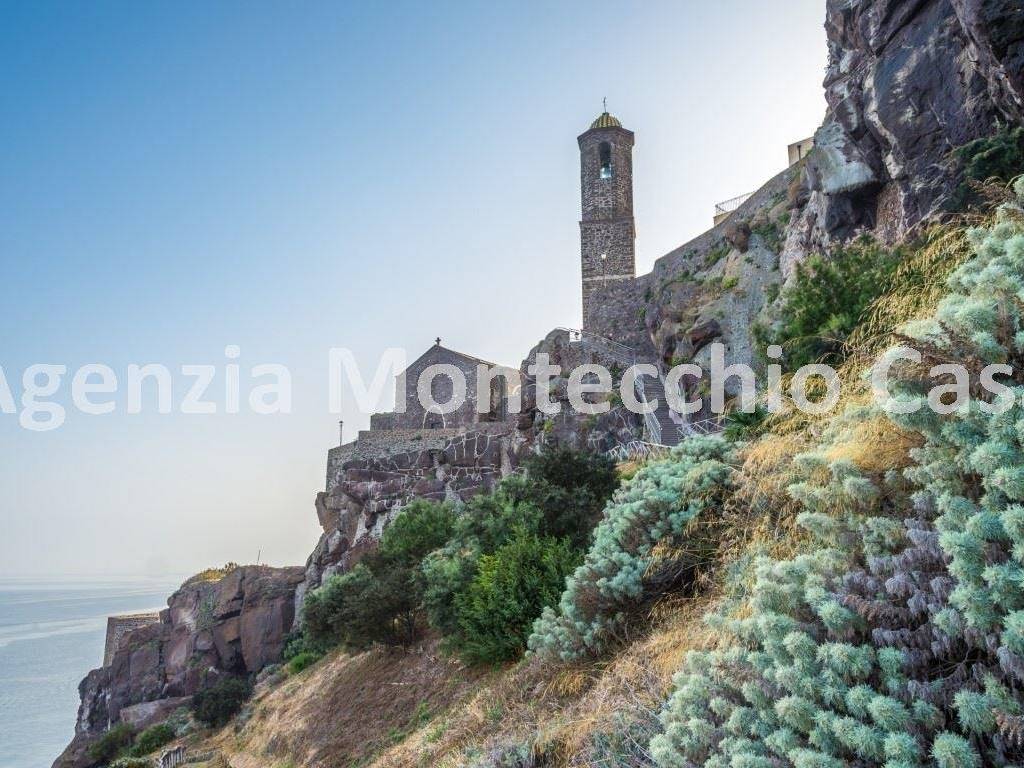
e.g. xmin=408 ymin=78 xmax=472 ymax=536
xmin=650 ymin=183 xmax=1024 ymax=768
xmin=425 ymin=448 xmax=616 ymax=662
xmin=191 ymin=676 xmax=252 ymax=728
xmin=529 ymin=437 xmax=735 ymax=661
xmin=110 ymin=759 xmax=153 ymax=768
xmin=300 ymin=447 xmax=617 ymax=665
xmin=128 ymin=722 xmax=175 ymax=756
xmin=87 ymin=723 xmax=133 ymax=764
xmin=759 ymin=237 xmax=904 ymax=368
xmin=952 ymin=124 xmax=1024 ymax=210
xmin=286 ymin=650 xmax=322 ymax=674
xmin=453 ymin=531 xmax=581 ymax=664
xmin=304 ymin=500 xmax=455 ymax=650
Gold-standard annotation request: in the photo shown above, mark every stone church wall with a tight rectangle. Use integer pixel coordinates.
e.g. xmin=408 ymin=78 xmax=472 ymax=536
xmin=385 ymin=345 xmax=515 ymax=431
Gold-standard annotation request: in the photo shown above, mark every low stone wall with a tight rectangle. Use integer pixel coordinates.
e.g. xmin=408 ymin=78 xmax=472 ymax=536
xmin=103 ymin=613 xmax=162 ymax=668
xmin=326 ymin=423 xmax=512 ymax=492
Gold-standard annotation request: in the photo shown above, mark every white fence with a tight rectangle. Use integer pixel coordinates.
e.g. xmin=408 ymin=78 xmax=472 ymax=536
xmin=158 ymin=746 xmax=186 ymax=768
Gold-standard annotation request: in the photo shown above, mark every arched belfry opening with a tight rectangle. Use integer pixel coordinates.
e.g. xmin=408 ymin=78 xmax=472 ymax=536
xmin=599 ymin=141 xmax=613 ymax=179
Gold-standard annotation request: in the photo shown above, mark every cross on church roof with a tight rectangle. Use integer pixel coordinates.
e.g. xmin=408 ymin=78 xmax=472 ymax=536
xmin=435 ymin=337 xmax=441 ymax=346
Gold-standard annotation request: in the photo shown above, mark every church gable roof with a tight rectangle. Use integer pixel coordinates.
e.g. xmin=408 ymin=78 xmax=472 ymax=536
xmin=403 ymin=342 xmax=498 ymax=374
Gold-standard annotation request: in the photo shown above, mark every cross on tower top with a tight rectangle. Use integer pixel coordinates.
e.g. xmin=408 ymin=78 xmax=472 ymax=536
xmin=435 ymin=337 xmax=442 ymax=346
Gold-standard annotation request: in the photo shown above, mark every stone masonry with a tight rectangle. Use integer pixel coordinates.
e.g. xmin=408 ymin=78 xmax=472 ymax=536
xmin=371 ymin=341 xmax=514 ymax=431
xmin=579 ymin=112 xmax=637 ymax=336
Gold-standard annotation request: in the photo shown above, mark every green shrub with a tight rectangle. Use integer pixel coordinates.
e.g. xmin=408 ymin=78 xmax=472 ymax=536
xmin=286 ymin=650 xmax=322 ymax=674
xmin=281 ymin=629 xmax=318 ymax=660
xmin=424 ymin=448 xmax=617 ymax=639
xmin=452 ymin=531 xmax=581 ymax=664
xmin=127 ymin=722 xmax=174 ymax=756
xmin=303 ymin=563 xmax=395 ymax=649
xmin=87 ymin=723 xmax=133 ymax=764
xmin=517 ymin=446 xmax=618 ymax=547
xmin=529 ymin=437 xmax=735 ymax=660
xmin=722 ymin=405 xmax=769 ymax=441
xmin=952 ymin=124 xmax=1024 ymax=209
xmin=191 ymin=676 xmax=252 ymax=728
xmin=766 ymin=237 xmax=903 ymax=368
xmin=304 ymin=499 xmax=455 ymax=650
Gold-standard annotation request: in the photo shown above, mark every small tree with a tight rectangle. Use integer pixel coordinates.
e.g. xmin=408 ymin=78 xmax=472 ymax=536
xmin=191 ymin=677 xmax=252 ymax=728
xmin=518 ymin=446 xmax=619 ymax=547
xmin=303 ymin=499 xmax=455 ymax=650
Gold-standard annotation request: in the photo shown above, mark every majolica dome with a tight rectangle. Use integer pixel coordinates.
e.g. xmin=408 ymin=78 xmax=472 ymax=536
xmin=590 ymin=111 xmax=622 ymax=129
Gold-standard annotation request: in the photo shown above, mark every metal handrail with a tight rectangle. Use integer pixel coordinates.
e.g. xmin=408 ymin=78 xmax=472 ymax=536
xmin=714 ymin=191 xmax=753 ymax=215
xmin=606 ymin=440 xmax=670 ymax=462
xmin=556 ymin=327 xmax=637 ymax=366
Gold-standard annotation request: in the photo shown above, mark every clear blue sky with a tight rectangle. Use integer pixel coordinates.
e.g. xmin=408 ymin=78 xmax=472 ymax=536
xmin=0 ymin=0 xmax=827 ymax=576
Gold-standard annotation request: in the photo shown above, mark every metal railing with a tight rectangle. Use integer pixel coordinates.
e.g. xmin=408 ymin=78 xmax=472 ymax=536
xmin=605 ymin=440 xmax=670 ymax=463
xmin=158 ymin=746 xmax=186 ymax=768
xmin=714 ymin=191 xmax=754 ymax=216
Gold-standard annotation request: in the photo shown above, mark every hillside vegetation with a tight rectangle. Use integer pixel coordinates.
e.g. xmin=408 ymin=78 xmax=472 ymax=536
xmin=155 ymin=181 xmax=1020 ymax=768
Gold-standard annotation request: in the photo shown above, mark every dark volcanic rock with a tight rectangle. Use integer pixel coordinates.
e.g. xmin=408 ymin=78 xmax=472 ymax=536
xmin=798 ymin=0 xmax=1024 ymax=251
xmin=52 ymin=565 xmax=304 ymax=768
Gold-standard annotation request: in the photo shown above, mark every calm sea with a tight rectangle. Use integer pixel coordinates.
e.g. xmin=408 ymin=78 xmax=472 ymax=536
xmin=0 ymin=576 xmax=183 ymax=768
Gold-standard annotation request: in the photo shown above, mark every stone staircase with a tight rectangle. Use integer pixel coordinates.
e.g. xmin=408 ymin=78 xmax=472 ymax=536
xmin=634 ymin=374 xmax=683 ymax=447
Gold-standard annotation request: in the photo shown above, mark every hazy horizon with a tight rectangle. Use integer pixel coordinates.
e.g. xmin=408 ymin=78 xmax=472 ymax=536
xmin=1 ymin=0 xmax=828 ymax=577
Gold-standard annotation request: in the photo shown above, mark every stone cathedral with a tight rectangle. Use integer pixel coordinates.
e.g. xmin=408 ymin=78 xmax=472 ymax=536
xmin=578 ymin=109 xmax=637 ymax=333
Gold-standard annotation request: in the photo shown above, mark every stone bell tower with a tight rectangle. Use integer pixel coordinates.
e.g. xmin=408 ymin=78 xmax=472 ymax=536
xmin=578 ymin=108 xmax=635 ymax=331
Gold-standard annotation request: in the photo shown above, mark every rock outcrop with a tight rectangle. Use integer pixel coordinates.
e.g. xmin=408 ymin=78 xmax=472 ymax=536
xmin=788 ymin=0 xmax=1024 ymax=262
xmin=53 ymin=565 xmax=304 ymax=768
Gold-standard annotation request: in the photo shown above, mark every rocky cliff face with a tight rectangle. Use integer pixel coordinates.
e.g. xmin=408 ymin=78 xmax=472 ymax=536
xmin=788 ymin=0 xmax=1023 ymax=262
xmin=54 ymin=565 xmax=304 ymax=768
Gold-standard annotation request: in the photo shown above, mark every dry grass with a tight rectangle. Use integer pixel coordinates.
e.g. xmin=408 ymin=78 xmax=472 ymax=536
xmin=351 ymin=590 xmax=724 ymax=768
xmin=821 ymin=416 xmax=920 ymax=474
xmin=205 ymin=639 xmax=490 ymax=768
